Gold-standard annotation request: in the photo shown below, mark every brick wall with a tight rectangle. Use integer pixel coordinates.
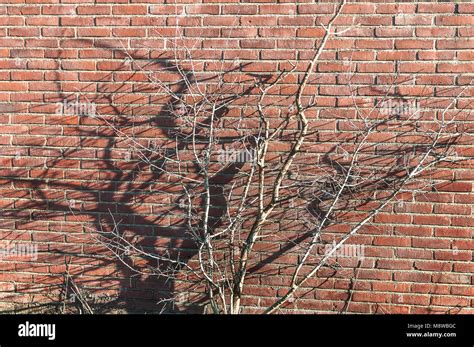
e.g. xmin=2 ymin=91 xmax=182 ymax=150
xmin=0 ymin=1 xmax=473 ymax=313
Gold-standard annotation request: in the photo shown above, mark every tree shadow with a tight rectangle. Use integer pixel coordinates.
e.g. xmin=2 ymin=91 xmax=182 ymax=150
xmin=0 ymin=37 xmax=468 ymax=314
xmin=1 ymin=38 xmax=274 ymax=313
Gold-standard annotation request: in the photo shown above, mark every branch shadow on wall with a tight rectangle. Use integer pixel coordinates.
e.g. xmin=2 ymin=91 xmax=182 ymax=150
xmin=0 ymin=38 xmax=469 ymax=314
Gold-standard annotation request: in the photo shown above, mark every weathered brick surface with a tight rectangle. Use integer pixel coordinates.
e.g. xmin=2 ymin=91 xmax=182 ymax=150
xmin=0 ymin=1 xmax=472 ymax=314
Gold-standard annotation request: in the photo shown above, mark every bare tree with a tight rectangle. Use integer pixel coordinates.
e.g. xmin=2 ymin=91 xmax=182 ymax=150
xmin=75 ymin=0 xmax=472 ymax=314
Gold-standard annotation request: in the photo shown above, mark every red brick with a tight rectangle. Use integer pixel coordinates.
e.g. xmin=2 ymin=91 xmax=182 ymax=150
xmin=394 ymin=15 xmax=433 ymax=26
xmin=417 ymin=3 xmax=455 ymax=13
xmin=112 ymin=5 xmax=147 ymax=15
xmin=342 ymin=4 xmax=375 ymax=14
xmin=439 ymin=63 xmax=474 ymax=73
xmin=432 ymin=273 xmax=471 ymax=284
xmin=412 ymin=238 xmax=451 ymax=249
xmin=377 ymin=259 xmax=413 ymax=270
xmin=373 ymin=236 xmax=411 ymax=247
xmin=458 ymin=4 xmax=474 ymax=13
xmin=297 ymin=4 xmax=334 ymax=14
xmin=413 ymin=215 xmax=451 ymax=226
xmin=376 ymin=4 xmax=416 ymax=14
xmin=376 ymin=27 xmax=413 ymax=37
xmin=394 ymin=272 xmax=431 ymax=283
xmin=436 ymin=16 xmax=474 ymax=26
xmin=415 ymin=27 xmax=456 ymax=37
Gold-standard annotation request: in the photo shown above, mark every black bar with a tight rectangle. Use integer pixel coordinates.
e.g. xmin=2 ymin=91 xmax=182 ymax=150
xmin=0 ymin=314 xmax=472 ymax=346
